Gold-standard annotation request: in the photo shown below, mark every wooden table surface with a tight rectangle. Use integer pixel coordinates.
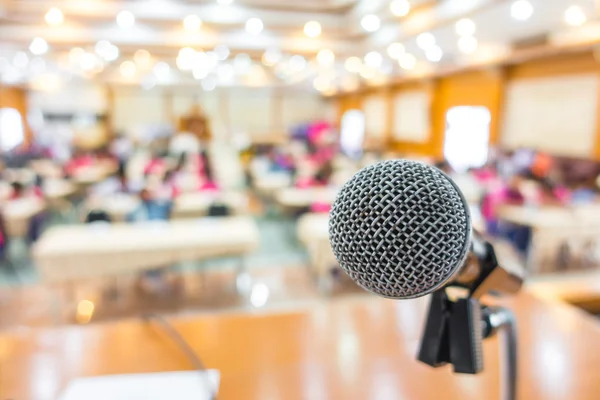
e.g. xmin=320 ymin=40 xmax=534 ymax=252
xmin=2 ymin=292 xmax=600 ymax=400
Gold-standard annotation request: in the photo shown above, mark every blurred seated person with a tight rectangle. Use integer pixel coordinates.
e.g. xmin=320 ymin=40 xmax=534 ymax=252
xmin=8 ymin=179 xmax=46 ymax=243
xmin=198 ymin=150 xmax=218 ymax=191
xmin=481 ymin=174 xmax=537 ymax=255
xmin=0 ymin=213 xmax=7 ymax=261
xmin=9 ymin=180 xmax=43 ymax=200
xmin=179 ymin=104 xmax=211 ymax=144
xmin=169 ymin=131 xmax=201 ymax=156
xmin=295 ymin=159 xmax=319 ymax=188
xmin=480 ymin=174 xmax=525 ymax=236
xmin=314 ymin=159 xmax=334 ymax=186
xmin=65 ymin=150 xmax=96 ymax=176
xmin=536 ymin=179 xmax=570 ymax=206
xmin=471 ymin=162 xmax=499 ymax=184
xmin=169 ymin=151 xmax=218 ymax=193
xmin=89 ymin=175 xmax=125 ymax=197
xmin=143 ymin=151 xmax=169 ymax=177
xmin=530 ymin=151 xmax=553 ymax=180
xmin=131 ymin=172 xmax=178 ymax=221
xmin=130 ymin=188 xmax=172 ymax=222
xmin=109 ymin=133 xmax=133 ymax=165
xmin=570 ymin=179 xmax=598 ymax=204
xmin=434 ymin=160 xmax=453 ymax=175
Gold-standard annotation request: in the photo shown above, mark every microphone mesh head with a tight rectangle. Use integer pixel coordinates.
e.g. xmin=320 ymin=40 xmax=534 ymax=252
xmin=329 ymin=160 xmax=471 ymax=299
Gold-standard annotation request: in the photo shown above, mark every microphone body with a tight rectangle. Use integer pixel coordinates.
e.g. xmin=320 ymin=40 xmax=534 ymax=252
xmin=328 ymin=159 xmax=523 ymax=300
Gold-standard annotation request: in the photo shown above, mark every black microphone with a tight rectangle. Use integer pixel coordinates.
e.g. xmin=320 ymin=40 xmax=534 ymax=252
xmin=328 ymin=159 xmax=523 ymax=300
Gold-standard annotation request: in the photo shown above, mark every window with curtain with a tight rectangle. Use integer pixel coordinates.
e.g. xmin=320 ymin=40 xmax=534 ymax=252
xmin=0 ymin=108 xmax=25 ymax=151
xmin=444 ymin=106 xmax=491 ymax=173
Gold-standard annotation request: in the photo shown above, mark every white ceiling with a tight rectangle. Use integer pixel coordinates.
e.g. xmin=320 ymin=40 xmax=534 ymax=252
xmin=0 ymin=0 xmax=598 ymax=92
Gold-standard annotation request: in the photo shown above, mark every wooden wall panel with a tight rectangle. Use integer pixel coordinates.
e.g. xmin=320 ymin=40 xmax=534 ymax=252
xmin=507 ymin=52 xmax=599 ymax=80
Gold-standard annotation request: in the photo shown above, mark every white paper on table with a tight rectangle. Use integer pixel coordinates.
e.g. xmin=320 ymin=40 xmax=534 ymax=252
xmin=59 ymin=370 xmax=220 ymax=400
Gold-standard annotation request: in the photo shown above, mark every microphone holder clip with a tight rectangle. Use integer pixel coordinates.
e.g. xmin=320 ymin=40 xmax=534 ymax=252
xmin=417 ymin=289 xmax=518 ymax=399
xmin=417 ymin=289 xmax=484 ymax=374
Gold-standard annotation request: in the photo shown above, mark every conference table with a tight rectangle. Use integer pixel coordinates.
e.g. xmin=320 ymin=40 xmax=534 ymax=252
xmin=70 ymin=161 xmax=118 ymax=186
xmin=252 ymin=171 xmax=292 ymax=197
xmin=32 ymin=216 xmax=260 ymax=283
xmin=276 ymin=186 xmax=340 ymax=211
xmin=29 ymin=159 xmax=64 ymax=179
xmin=43 ymin=179 xmax=78 ymax=201
xmin=85 ymin=193 xmax=142 ymax=221
xmin=2 ymin=197 xmax=46 ymax=237
xmin=84 ymin=191 xmax=249 ymax=221
xmin=498 ymin=204 xmax=600 ymax=274
xmin=172 ymin=191 xmax=249 ymax=218
xmin=2 ymin=291 xmax=600 ymax=399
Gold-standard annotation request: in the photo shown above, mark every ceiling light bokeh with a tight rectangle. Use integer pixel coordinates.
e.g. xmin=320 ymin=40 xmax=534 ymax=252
xmin=13 ymin=52 xmax=29 ymax=69
xmin=246 ymin=18 xmax=264 ymax=35
xmin=417 ymin=32 xmax=436 ymax=49
xmin=80 ymin=52 xmax=99 ymax=72
xmin=345 ymin=56 xmax=362 ymax=73
xmin=390 ymin=0 xmax=411 ymax=17
xmin=153 ymin=62 xmax=171 ymax=82
xmin=304 ymin=21 xmax=322 ymax=38
xmin=177 ymin=47 xmax=198 ymax=71
xmin=117 ymin=10 xmax=135 ymax=28
xmin=29 ymin=38 xmax=49 ymax=55
xmin=317 ymin=49 xmax=335 ymax=66
xmin=215 ymin=45 xmax=230 ymax=61
xmin=398 ymin=53 xmax=416 ymax=70
xmin=313 ymin=75 xmax=332 ymax=92
xmin=234 ymin=53 xmax=252 ymax=73
xmin=364 ymin=51 xmax=383 ymax=68
xmin=564 ymin=5 xmax=586 ymax=27
xmin=455 ymin=18 xmax=476 ymax=36
xmin=45 ymin=7 xmax=64 ymax=26
xmin=361 ymin=15 xmax=381 ymax=32
xmin=262 ymin=48 xmax=282 ymax=66
xmin=511 ymin=0 xmax=533 ymax=21
xmin=95 ymin=41 xmax=119 ymax=62
xmin=387 ymin=43 xmax=405 ymax=59
xmin=289 ymin=55 xmax=307 ymax=72
xmin=134 ymin=49 xmax=152 ymax=67
xmin=425 ymin=46 xmax=443 ymax=62
xmin=183 ymin=15 xmax=202 ymax=32
xmin=120 ymin=60 xmax=137 ymax=78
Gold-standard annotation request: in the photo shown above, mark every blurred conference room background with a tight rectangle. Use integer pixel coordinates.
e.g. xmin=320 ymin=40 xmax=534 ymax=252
xmin=2 ymin=0 xmax=600 ymax=395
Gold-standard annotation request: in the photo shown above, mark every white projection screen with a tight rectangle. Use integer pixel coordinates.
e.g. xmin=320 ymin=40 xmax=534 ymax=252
xmin=362 ymin=94 xmax=388 ymax=141
xmin=502 ymin=75 xmax=598 ymax=157
xmin=392 ymin=90 xmax=431 ymax=143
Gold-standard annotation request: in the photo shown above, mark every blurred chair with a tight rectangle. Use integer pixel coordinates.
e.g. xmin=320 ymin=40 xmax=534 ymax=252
xmin=207 ymin=202 xmax=231 ymax=217
xmin=85 ymin=209 xmax=112 ymax=224
xmin=0 ymin=214 xmax=8 ymax=263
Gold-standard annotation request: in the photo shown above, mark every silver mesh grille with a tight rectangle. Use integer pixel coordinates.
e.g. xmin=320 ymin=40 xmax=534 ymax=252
xmin=329 ymin=160 xmax=471 ymax=299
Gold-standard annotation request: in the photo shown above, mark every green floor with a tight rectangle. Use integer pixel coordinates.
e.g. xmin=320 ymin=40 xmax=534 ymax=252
xmin=0 ymin=210 xmax=309 ymax=287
